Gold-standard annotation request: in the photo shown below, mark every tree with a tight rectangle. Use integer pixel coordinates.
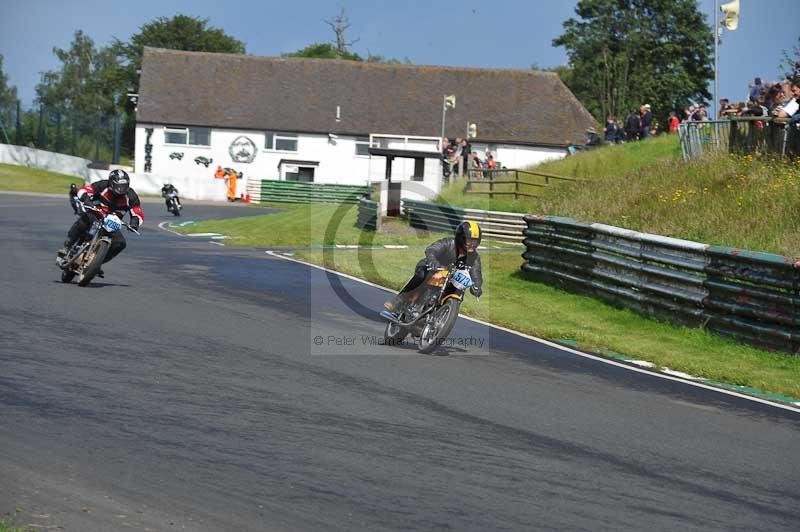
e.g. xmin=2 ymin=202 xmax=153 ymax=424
xmin=36 ymin=30 xmax=121 ymax=116
xmin=284 ymin=43 xmax=362 ymax=61
xmin=324 ymin=8 xmax=359 ymax=56
xmin=114 ymin=15 xmax=246 ymax=96
xmin=553 ymin=0 xmax=713 ymax=122
xmin=779 ymin=36 xmax=800 ymax=80
xmin=0 ymin=54 xmax=18 ymax=139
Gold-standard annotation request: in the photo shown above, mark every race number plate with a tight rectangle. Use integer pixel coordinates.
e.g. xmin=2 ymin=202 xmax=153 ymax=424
xmin=103 ymin=214 xmax=122 ymax=232
xmin=450 ymin=269 xmax=473 ymax=290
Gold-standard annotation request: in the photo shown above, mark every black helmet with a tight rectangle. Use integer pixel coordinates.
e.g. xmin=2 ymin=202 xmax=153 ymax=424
xmin=108 ymin=169 xmax=130 ymax=195
xmin=455 ymin=220 xmax=481 ymax=254
xmin=69 ymin=183 xmax=78 ymax=190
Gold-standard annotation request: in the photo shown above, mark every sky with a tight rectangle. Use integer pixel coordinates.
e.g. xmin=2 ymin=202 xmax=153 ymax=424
xmin=1 ymin=0 xmax=798 ymax=110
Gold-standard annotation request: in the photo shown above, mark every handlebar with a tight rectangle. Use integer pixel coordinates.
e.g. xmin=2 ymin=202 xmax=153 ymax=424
xmin=81 ymin=203 xmax=140 ymax=234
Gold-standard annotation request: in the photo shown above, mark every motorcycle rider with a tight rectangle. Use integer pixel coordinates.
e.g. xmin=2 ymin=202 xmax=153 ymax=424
xmin=161 ymin=182 xmax=181 ymax=211
xmin=57 ymin=169 xmax=143 ymax=273
xmin=384 ymin=220 xmax=484 ymax=315
xmin=69 ymin=183 xmax=80 ymax=214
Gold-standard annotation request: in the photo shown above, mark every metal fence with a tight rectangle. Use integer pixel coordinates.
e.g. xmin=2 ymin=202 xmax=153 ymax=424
xmin=679 ymin=117 xmax=800 ymax=160
xmin=355 ymin=198 xmax=380 ymax=230
xmin=402 ymin=199 xmax=526 ymax=243
xmin=246 ymin=180 xmax=370 ymax=204
xmin=521 ymin=215 xmax=800 ymax=354
xmin=0 ymin=103 xmax=124 ymax=164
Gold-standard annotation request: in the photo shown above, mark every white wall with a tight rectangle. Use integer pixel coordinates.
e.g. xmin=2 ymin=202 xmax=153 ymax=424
xmin=493 ymin=145 xmax=565 ymax=169
xmin=0 ymin=144 xmax=106 ymax=183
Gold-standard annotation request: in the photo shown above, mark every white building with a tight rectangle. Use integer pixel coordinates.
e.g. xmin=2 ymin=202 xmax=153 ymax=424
xmin=134 ymin=48 xmax=597 ymax=201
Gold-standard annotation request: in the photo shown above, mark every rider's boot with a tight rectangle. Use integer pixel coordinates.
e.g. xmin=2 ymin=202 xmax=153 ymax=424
xmin=56 ymin=239 xmax=72 ymax=258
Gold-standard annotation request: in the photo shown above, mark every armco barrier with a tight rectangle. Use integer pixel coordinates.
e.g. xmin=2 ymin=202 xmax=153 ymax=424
xmin=246 ymin=179 xmax=368 ymax=204
xmin=521 ymin=215 xmax=800 ymax=353
xmin=355 ymin=198 xmax=380 ymax=230
xmin=402 ymin=199 xmax=526 ymax=243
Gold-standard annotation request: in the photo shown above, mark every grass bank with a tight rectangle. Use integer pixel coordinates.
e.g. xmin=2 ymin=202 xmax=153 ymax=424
xmin=294 ymin=247 xmax=800 ymax=399
xmin=441 ymin=136 xmax=800 ymax=257
xmin=0 ymin=163 xmax=79 ymax=194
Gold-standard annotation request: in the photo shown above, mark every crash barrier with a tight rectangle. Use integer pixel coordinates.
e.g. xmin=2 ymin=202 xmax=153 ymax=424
xmin=402 ymin=199 xmax=525 ymax=243
xmin=246 ymin=179 xmax=369 ymax=204
xmin=463 ymin=168 xmax=581 ymax=200
xmin=355 ymin=198 xmax=380 ymax=230
xmin=521 ymin=215 xmax=800 ymax=354
xmin=679 ymin=117 xmax=800 ymax=161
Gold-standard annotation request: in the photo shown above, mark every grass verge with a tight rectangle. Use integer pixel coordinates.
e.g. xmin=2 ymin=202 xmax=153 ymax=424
xmin=0 ymin=163 xmax=79 ymax=194
xmin=175 ymin=202 xmax=449 ymax=247
xmin=293 ymin=247 xmax=800 ymax=400
xmin=0 ymin=517 xmax=29 ymax=532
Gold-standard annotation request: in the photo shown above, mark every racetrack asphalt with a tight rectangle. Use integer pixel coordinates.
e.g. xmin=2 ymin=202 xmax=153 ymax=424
xmin=1 ymin=191 xmax=798 ymax=532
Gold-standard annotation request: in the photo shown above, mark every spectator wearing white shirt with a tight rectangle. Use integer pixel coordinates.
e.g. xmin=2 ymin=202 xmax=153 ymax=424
xmin=772 ymin=79 xmax=800 ymax=118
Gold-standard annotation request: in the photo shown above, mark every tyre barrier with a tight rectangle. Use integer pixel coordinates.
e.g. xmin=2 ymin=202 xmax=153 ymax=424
xmin=521 ymin=215 xmax=800 ymax=354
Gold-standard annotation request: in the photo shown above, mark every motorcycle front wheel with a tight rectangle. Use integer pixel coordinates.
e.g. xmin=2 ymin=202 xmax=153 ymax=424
xmin=77 ymin=239 xmax=110 ymax=287
xmin=417 ymin=299 xmax=461 ymax=354
xmin=384 ymin=320 xmax=407 ymax=345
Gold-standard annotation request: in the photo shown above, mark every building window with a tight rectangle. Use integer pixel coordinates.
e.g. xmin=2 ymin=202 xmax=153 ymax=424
xmin=189 ymin=127 xmax=211 ymax=146
xmin=265 ymin=131 xmax=298 ymax=152
xmin=164 ymin=126 xmax=210 ymax=146
xmin=165 ymin=128 xmax=187 ymax=145
xmin=355 ymin=137 xmax=370 ymax=156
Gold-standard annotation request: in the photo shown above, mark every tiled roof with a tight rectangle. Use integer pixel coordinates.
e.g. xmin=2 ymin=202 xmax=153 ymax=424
xmin=137 ymin=47 xmax=597 ymax=147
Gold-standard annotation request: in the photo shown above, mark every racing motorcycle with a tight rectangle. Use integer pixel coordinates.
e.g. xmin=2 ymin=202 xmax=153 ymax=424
xmin=56 ymin=204 xmax=139 ymax=287
xmin=165 ymin=190 xmax=181 ymax=216
xmin=380 ymin=262 xmax=476 ymax=354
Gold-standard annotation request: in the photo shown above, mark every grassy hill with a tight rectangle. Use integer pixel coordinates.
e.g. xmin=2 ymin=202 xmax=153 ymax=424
xmin=440 ymin=135 xmax=800 ymax=257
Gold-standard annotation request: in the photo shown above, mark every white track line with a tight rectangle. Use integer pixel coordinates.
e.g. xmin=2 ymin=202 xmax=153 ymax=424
xmin=157 ymin=221 xmax=184 ymax=236
xmin=265 ymin=250 xmax=800 ymax=414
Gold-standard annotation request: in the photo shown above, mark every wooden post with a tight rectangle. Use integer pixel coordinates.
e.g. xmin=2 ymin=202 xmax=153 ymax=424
xmin=515 ymin=171 xmax=519 ymax=200
xmin=489 ymin=172 xmax=494 ymax=200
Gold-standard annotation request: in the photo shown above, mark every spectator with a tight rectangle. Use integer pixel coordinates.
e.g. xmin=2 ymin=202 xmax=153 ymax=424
xmin=668 ymin=111 xmax=680 ymax=133
xmin=460 ymin=138 xmax=471 ymax=177
xmin=470 ymin=151 xmax=484 ymax=177
xmin=586 ymin=127 xmax=602 ymax=148
xmin=441 ymin=137 xmax=451 ymax=178
xmin=604 ymin=116 xmax=618 ymax=142
xmin=718 ymin=98 xmax=736 ymax=118
xmin=640 ymin=104 xmax=653 ymax=138
xmin=486 ymin=153 xmax=497 ymax=170
xmin=772 ymin=79 xmax=799 ymax=118
xmin=453 ymin=137 xmax=464 ymax=176
xmin=749 ymin=77 xmax=764 ymax=102
xmin=764 ymin=84 xmax=784 ymax=113
xmin=624 ymin=109 xmax=641 ymax=141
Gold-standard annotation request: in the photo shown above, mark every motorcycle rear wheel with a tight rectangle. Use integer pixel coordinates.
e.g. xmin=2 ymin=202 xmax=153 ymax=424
xmin=77 ymin=240 xmax=110 ymax=287
xmin=417 ymin=299 xmax=461 ymax=354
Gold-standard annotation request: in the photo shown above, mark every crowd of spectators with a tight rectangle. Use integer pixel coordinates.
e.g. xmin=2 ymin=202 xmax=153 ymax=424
xmin=593 ymin=76 xmax=800 ymax=149
xmin=441 ymin=137 xmax=498 ymax=178
xmin=711 ymin=77 xmax=800 ymax=122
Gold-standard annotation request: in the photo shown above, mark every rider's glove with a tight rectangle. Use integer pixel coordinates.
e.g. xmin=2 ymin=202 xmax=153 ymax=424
xmin=129 ymin=217 xmax=140 ymax=230
xmin=81 ymin=195 xmax=94 ymax=206
xmin=470 ymin=285 xmax=483 ymax=298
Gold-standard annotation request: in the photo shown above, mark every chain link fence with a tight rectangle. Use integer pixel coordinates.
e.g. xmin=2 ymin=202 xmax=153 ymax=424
xmin=0 ymin=103 xmax=126 ymax=164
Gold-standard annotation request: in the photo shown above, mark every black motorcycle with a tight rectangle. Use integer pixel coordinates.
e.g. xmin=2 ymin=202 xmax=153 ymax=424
xmin=164 ymin=190 xmax=181 ymax=216
xmin=56 ymin=204 xmax=139 ymax=286
xmin=380 ymin=262 xmax=476 ymax=354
